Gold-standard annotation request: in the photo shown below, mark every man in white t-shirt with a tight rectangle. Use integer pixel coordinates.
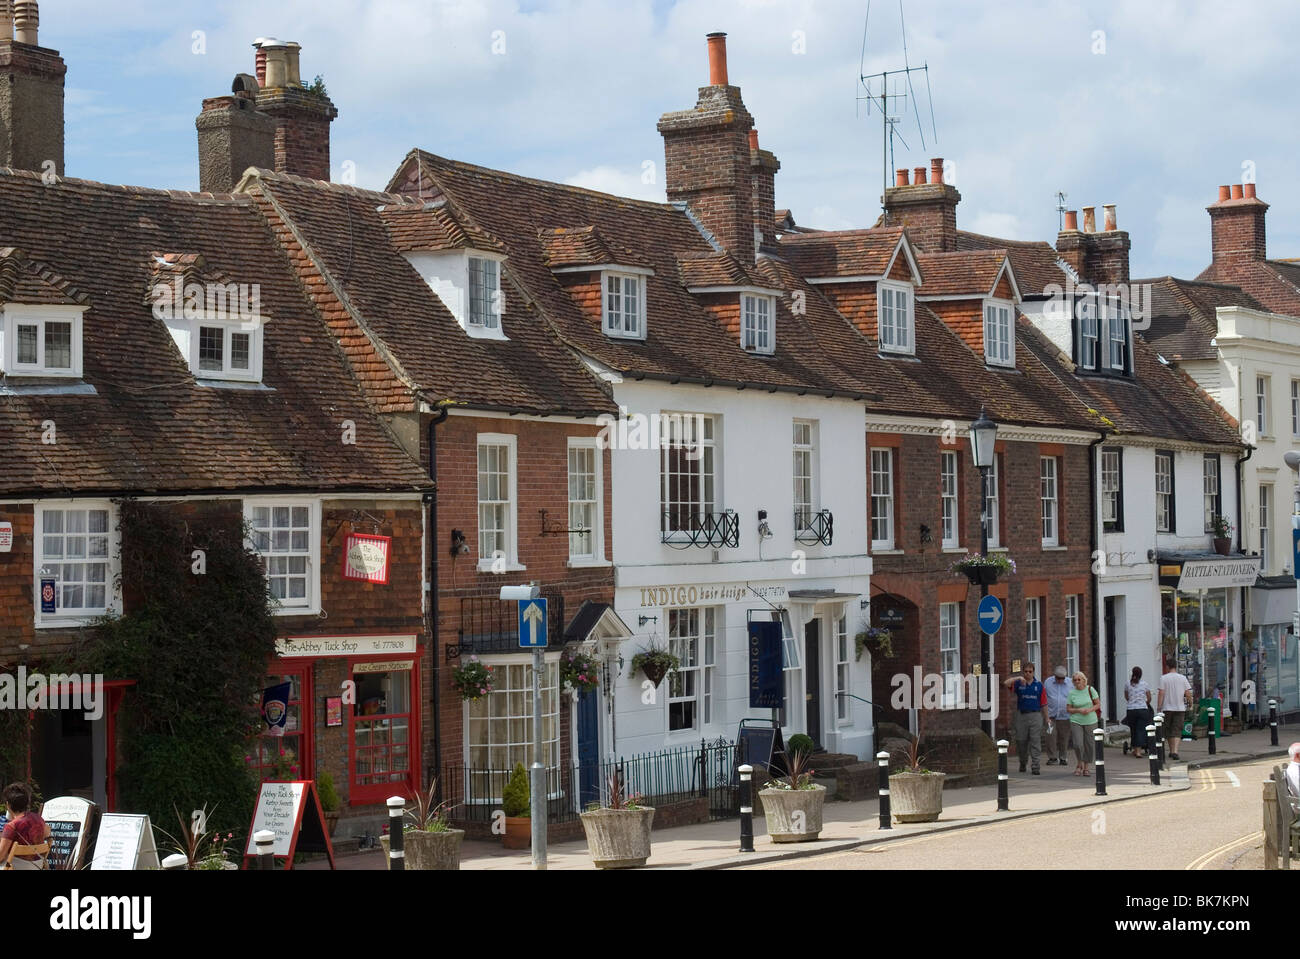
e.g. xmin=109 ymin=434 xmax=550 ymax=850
xmin=1157 ymin=662 xmax=1193 ymax=761
xmin=1287 ymin=743 xmax=1300 ymax=800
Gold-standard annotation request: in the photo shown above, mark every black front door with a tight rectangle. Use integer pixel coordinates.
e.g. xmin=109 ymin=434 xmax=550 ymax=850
xmin=1105 ymin=597 xmax=1118 ymax=722
xmin=805 ymin=620 xmax=821 ymax=747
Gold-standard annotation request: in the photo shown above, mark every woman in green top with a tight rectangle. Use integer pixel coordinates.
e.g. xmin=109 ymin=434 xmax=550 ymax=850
xmin=1066 ymin=671 xmax=1102 ymax=777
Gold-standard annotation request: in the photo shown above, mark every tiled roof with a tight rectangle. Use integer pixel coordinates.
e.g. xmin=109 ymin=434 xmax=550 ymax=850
xmin=955 ymin=230 xmax=1070 ymax=294
xmin=0 ymin=247 xmax=88 ymax=306
xmin=0 ymin=168 xmax=430 ymax=496
xmin=1195 ymin=258 xmax=1300 ymax=317
xmin=1137 ymin=277 xmax=1266 ymax=361
xmin=677 ymin=250 xmax=764 ymax=288
xmin=915 ymin=250 xmax=1012 ymax=298
xmin=377 ymin=200 xmax=503 ymax=254
xmin=249 ymin=170 xmax=616 ymax=417
xmin=536 ymin=226 xmax=646 ymax=270
xmin=778 ymin=228 xmax=907 ymax=278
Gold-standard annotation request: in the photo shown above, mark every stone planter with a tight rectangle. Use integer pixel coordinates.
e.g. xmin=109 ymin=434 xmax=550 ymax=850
xmin=502 ymin=816 xmax=530 ymax=850
xmin=1213 ymin=537 xmax=1231 ymax=556
xmin=889 ymin=771 xmax=946 ymax=823
xmin=758 ymin=784 xmax=826 ymax=842
xmin=579 ymin=806 xmax=655 ymax=868
xmin=380 ymin=829 xmax=465 ymax=870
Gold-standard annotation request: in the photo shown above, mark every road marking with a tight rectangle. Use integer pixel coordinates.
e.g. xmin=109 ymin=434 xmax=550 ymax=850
xmin=1225 ymin=770 xmax=1240 ymax=788
xmin=1187 ymin=832 xmax=1257 ymax=871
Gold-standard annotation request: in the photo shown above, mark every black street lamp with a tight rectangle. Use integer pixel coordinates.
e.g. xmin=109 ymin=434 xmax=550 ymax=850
xmin=968 ymin=407 xmax=998 ymax=737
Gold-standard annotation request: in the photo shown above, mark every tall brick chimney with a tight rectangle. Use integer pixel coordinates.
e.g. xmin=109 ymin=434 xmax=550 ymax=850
xmin=197 ymin=37 xmax=337 ymax=191
xmin=750 ymin=128 xmax=781 ymax=255
xmin=0 ymin=0 xmax=66 ymax=176
xmin=1208 ymin=181 xmax=1267 ymax=265
xmin=1056 ymin=202 xmax=1130 ymax=285
xmin=881 ymin=157 xmax=960 ymax=252
xmin=659 ymin=33 xmax=757 ymax=263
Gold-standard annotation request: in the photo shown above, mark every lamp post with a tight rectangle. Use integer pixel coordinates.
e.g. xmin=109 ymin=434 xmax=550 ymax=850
xmin=969 ymin=408 xmax=998 ymax=737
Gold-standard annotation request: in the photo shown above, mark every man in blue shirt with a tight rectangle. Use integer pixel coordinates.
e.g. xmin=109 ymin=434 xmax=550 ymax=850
xmin=1043 ymin=665 xmax=1073 ymax=765
xmin=1003 ymin=662 xmax=1047 ymax=774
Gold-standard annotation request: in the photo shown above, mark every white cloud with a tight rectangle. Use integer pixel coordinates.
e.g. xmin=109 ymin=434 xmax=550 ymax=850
xmin=563 ymin=165 xmax=666 ymax=203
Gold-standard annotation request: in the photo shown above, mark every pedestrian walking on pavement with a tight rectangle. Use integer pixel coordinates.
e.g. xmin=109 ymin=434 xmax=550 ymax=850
xmin=1043 ymin=665 xmax=1072 ymax=765
xmin=1123 ymin=666 xmax=1153 ymax=758
xmin=1003 ymin=662 xmax=1047 ymax=775
xmin=1156 ymin=661 xmax=1193 ymax=761
xmin=1066 ymin=671 xmax=1101 ymax=776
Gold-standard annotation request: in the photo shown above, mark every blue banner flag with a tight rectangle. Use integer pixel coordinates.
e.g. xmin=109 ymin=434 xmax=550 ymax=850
xmin=748 ymin=620 xmax=784 ymax=709
xmin=261 ymin=682 xmax=292 ymax=737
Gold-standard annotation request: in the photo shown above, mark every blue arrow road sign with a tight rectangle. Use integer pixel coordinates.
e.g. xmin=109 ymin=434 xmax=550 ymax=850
xmin=1293 ymin=528 xmax=1300 ymax=581
xmin=977 ymin=594 xmax=1004 ymax=635
xmin=518 ymin=597 xmax=548 ymax=648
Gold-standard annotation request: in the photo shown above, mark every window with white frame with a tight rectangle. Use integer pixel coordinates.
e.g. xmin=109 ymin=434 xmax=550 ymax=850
xmin=870 ymin=448 xmax=894 ymax=549
xmin=985 ymin=453 xmax=1001 ymax=548
xmin=466 ymin=660 xmax=558 ymax=783
xmin=877 ymin=282 xmax=914 ymax=354
xmin=835 ymin=614 xmax=851 ymax=723
xmin=939 ymin=602 xmax=961 ymax=708
xmin=603 ymin=272 xmax=644 ymax=339
xmin=1078 ymin=298 xmax=1100 ymax=370
xmin=1076 ymin=294 xmax=1131 ymax=376
xmin=1101 ymin=447 xmax=1123 ymax=532
xmin=1041 ymin=456 xmax=1059 ymax=546
xmin=983 ymin=299 xmax=1014 ymax=366
xmin=3 ymin=305 xmax=85 ymax=378
xmin=1260 ymin=484 xmax=1272 ymax=572
xmin=1155 ymin=451 xmax=1175 ymax=534
xmin=477 ymin=435 xmax=517 ymax=569
xmin=1107 ymin=302 xmax=1129 ymax=372
xmin=246 ymin=500 xmax=320 ymax=613
xmin=1025 ymin=597 xmax=1042 ymax=677
xmin=660 ymin=414 xmax=716 ymax=537
xmin=1065 ymin=595 xmax=1080 ymax=675
xmin=195 ymin=321 xmax=261 ymax=382
xmin=35 ymin=503 xmax=114 ymax=623
xmin=667 ymin=607 xmax=716 ymax=732
xmin=793 ymin=420 xmax=816 ymax=530
xmin=1292 ymin=380 xmax=1300 ymax=436
xmin=741 ymin=294 xmax=774 ymax=354
xmin=940 ymin=450 xmax=960 ymax=548
xmin=778 ymin=609 xmax=800 ymax=730
xmin=567 ymin=441 xmax=601 ymax=562
xmin=468 ymin=255 xmax=502 ymax=330
xmin=1203 ymin=455 xmax=1221 ymax=532
xmin=1257 ymin=375 xmax=1270 ymax=437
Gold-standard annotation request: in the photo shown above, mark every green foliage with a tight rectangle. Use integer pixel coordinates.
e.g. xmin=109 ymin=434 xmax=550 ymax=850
xmin=787 ymin=734 xmax=814 ymax=758
xmin=855 ymin=625 xmax=894 ymax=664
xmin=502 ymin=762 xmax=530 ymax=818
xmin=317 ymin=771 xmax=341 ymax=813
xmin=63 ymin=500 xmax=277 ymax=837
xmin=0 ymin=709 xmax=32 ymax=792
xmin=305 ymin=74 xmax=329 ymax=100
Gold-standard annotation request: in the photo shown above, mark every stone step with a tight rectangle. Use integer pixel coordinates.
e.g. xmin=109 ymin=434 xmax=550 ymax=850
xmin=801 ymin=752 xmax=859 ymax=771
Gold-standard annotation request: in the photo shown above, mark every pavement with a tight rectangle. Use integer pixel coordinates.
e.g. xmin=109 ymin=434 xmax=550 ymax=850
xmin=303 ymin=722 xmax=1295 ymax=871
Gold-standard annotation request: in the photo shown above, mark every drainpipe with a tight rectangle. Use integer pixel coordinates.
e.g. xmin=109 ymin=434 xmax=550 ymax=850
xmin=1088 ymin=428 xmax=1112 ymax=720
xmin=427 ymin=404 xmax=450 ymax=801
xmin=1236 ymin=443 xmax=1254 ymax=717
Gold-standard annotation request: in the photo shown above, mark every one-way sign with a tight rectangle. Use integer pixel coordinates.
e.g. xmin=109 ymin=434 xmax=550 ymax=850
xmin=977 ymin=594 xmax=1004 ymax=635
xmin=518 ymin=598 xmax=548 ymax=648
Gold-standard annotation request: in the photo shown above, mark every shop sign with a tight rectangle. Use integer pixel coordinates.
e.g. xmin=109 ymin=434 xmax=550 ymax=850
xmin=638 ymin=582 xmax=788 ymax=608
xmin=276 ymin=634 xmax=417 ymax=658
xmin=747 ymin=620 xmax=783 ymax=708
xmin=0 ymin=522 xmax=11 ymax=552
xmin=352 ymin=659 xmax=414 ymax=674
xmin=876 ymin=606 xmax=905 ymax=628
xmin=342 ymin=533 xmax=391 ymax=584
xmin=1177 ymin=557 xmax=1261 ymax=590
xmin=40 ymin=577 xmax=56 ymax=614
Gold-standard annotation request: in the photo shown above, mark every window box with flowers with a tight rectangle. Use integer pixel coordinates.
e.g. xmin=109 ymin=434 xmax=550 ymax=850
xmin=950 ymin=552 xmax=1017 ymax=586
xmin=1209 ymin=515 xmax=1233 ymax=555
xmin=452 ymin=656 xmax=495 ymax=701
xmin=561 ymin=648 xmax=601 ymax=699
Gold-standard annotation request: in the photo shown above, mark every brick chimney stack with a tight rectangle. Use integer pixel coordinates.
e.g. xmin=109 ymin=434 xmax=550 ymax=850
xmin=0 ymin=0 xmax=66 ymax=176
xmin=659 ymin=33 xmax=759 ymax=263
xmin=1208 ymin=181 xmax=1267 ymax=265
xmin=1056 ymin=201 xmax=1130 ymax=285
xmin=750 ymin=128 xmax=781 ymax=255
xmin=881 ymin=156 xmax=960 ymax=252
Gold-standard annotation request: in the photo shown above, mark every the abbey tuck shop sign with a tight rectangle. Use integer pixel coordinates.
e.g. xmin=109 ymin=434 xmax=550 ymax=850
xmin=276 ymin=634 xmax=417 ymax=658
xmin=1176 ymin=557 xmax=1261 ymax=591
xmin=342 ymin=533 xmax=391 ymax=584
xmin=639 ymin=582 xmax=788 ymax=608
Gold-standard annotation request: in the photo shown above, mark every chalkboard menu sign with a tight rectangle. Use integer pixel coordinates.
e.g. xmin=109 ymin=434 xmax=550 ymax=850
xmin=734 ymin=719 xmax=787 ymax=784
xmin=48 ymin=820 xmax=82 ymax=870
xmin=40 ymin=796 xmax=98 ymax=871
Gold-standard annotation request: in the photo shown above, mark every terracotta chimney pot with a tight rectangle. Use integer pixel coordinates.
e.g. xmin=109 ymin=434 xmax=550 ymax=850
xmin=1082 ymin=206 xmax=1096 ymax=233
xmin=1230 ymin=184 xmax=1243 ymax=200
xmin=748 ymin=129 xmax=759 ymax=150
xmin=1103 ymin=204 xmax=1117 ymax=231
xmin=895 ymin=169 xmax=909 ymax=187
xmin=913 ymin=166 xmax=927 ymax=184
xmin=1217 ymin=185 xmax=1231 ymax=202
xmin=1064 ymin=210 xmax=1079 ymax=231
xmin=706 ymin=32 xmax=728 ymax=86
xmin=1244 ymin=182 xmax=1257 ymax=199
xmin=930 ymin=157 xmax=944 ymax=186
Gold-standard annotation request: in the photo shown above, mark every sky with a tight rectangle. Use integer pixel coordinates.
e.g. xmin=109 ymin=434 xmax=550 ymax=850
xmin=39 ymin=0 xmax=1300 ymax=279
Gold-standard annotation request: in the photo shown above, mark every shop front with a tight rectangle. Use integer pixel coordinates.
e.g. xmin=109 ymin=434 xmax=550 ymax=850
xmin=1250 ymin=575 xmax=1300 ymax=719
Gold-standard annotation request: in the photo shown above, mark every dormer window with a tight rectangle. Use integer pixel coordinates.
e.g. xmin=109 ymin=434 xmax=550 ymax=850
xmin=1074 ymin=293 xmax=1131 ymax=376
xmin=468 ymin=255 xmax=502 ymax=331
xmin=742 ymin=294 xmax=774 ymax=354
xmin=402 ymin=249 xmax=508 ymax=341
xmin=603 ymin=272 xmax=644 ymax=339
xmin=877 ymin=281 xmax=914 ymax=354
xmin=983 ymin=299 xmax=1014 ymax=367
xmin=163 ymin=313 xmax=264 ymax=383
xmin=2 ymin=305 xmax=85 ymax=378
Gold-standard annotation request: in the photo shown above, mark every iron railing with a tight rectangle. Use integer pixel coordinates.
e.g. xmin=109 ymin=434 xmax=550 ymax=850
xmin=453 ymin=589 xmax=565 ymax=658
xmin=794 ymin=508 xmax=834 ymax=546
xmin=660 ymin=510 xmax=740 ymax=549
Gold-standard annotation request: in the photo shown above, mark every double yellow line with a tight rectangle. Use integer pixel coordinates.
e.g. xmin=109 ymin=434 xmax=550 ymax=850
xmin=1186 ymin=831 xmax=1257 ymax=870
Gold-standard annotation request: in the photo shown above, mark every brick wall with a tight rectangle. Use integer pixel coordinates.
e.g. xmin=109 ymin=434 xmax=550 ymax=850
xmin=1208 ymin=197 xmax=1268 ymax=264
xmin=256 ymin=88 xmax=338 ymax=183
xmin=881 ymin=183 xmax=960 ymax=253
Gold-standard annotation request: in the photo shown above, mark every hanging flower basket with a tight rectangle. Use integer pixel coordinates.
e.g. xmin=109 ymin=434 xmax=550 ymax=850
xmin=950 ymin=553 xmax=1016 ymax=586
xmin=855 ymin=626 xmax=894 ymax=663
xmin=630 ymin=645 xmax=680 ymax=688
xmin=452 ymin=656 xmax=494 ymax=701
xmin=561 ymin=649 xmax=601 ymax=697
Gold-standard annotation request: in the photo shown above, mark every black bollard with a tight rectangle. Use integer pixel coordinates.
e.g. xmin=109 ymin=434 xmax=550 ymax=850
xmin=996 ymin=740 xmax=1009 ymax=811
xmin=1270 ymin=699 xmax=1279 ymax=747
xmin=1155 ymin=714 xmax=1166 ymax=769
xmin=876 ymin=751 xmax=892 ymax=829
xmin=738 ymin=764 xmax=755 ymax=852
xmin=1093 ymin=728 xmax=1107 ymax=796
xmin=387 ymin=795 xmax=405 ymax=871
xmin=1207 ymin=707 xmax=1217 ymax=755
xmin=254 ymin=829 xmax=275 ymax=870
xmin=1154 ymin=722 xmax=1164 ymax=784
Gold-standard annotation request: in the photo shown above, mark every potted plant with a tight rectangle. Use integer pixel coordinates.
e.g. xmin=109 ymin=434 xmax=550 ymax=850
xmin=317 ymin=771 xmax=341 ymax=837
xmin=379 ymin=778 xmax=464 ymax=870
xmin=1210 ymin=515 xmax=1233 ymax=555
xmin=855 ymin=625 xmax=894 ymax=664
xmin=159 ymin=803 xmax=238 ymax=870
xmin=950 ymin=552 xmax=1016 ymax=586
xmin=786 ymin=733 xmax=815 ymax=759
xmin=561 ymin=648 xmax=601 ymax=699
xmin=501 ymin=762 xmax=531 ymax=850
xmin=579 ymin=770 xmax=655 ymax=868
xmin=889 ymin=738 xmax=945 ymax=823
xmin=452 ymin=656 xmax=495 ymax=701
xmin=758 ymin=748 xmax=826 ymax=842
xmin=630 ymin=644 xmax=680 ymax=688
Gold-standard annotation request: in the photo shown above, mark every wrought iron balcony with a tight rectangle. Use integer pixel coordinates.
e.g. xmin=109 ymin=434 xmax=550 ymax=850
xmin=794 ymin=509 xmax=834 ymax=547
xmin=450 ymin=589 xmax=565 ymax=660
xmin=661 ymin=510 xmax=740 ymax=549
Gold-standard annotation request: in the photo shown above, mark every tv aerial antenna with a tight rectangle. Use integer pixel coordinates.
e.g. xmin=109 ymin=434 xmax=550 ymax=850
xmin=857 ymin=0 xmax=938 ymax=206
xmin=1055 ymin=191 xmax=1069 ymax=231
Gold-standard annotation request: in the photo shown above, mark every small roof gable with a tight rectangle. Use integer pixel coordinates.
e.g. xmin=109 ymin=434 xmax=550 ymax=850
xmin=778 ymin=227 xmax=917 ymax=281
xmin=538 ymin=226 xmax=647 ymax=271
xmin=0 ymin=247 xmax=89 ymax=307
xmin=915 ymin=250 xmax=1020 ymax=300
xmin=955 ymin=230 xmax=1070 ymax=295
xmin=377 ymin=199 xmax=504 ymax=254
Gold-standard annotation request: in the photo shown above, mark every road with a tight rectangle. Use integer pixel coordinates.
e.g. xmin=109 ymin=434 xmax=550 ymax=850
xmin=747 ymin=755 xmax=1274 ymax=871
